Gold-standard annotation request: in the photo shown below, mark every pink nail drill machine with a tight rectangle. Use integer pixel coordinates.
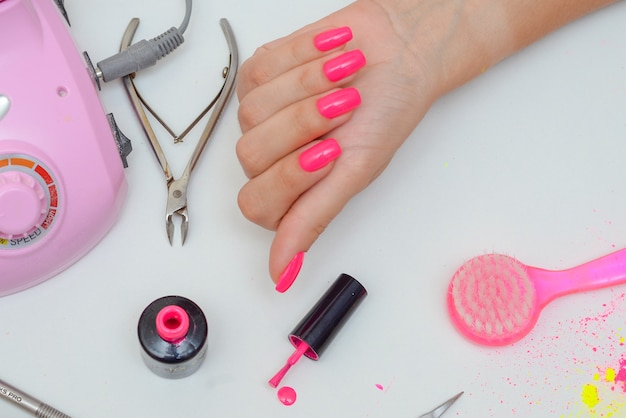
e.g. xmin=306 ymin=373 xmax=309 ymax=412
xmin=0 ymin=0 xmax=131 ymax=296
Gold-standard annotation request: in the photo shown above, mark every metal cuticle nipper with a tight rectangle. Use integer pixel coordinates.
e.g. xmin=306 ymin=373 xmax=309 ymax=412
xmin=120 ymin=17 xmax=238 ymax=245
xmin=418 ymin=391 xmax=464 ymax=418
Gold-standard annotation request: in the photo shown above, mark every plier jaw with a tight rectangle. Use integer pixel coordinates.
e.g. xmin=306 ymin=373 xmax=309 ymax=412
xmin=166 ymin=209 xmax=188 ymax=245
xmin=166 ymin=177 xmax=189 ymax=245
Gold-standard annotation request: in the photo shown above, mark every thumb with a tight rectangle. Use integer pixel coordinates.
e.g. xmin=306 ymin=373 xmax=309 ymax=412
xmin=269 ymin=154 xmax=376 ymax=292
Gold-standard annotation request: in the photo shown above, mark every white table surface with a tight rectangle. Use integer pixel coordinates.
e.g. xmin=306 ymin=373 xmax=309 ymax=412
xmin=2 ymin=1 xmax=626 ymax=417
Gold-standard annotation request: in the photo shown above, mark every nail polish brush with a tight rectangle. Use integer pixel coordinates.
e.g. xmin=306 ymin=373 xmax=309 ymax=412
xmin=269 ymin=273 xmax=367 ymax=387
xmin=269 ymin=342 xmax=310 ymax=387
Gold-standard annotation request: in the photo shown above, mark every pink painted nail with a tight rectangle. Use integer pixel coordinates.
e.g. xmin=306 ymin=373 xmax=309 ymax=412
xmin=299 ymin=139 xmax=342 ymax=172
xmin=314 ymin=27 xmax=353 ymax=52
xmin=323 ymin=50 xmax=366 ymax=82
xmin=275 ymin=252 xmax=305 ymax=293
xmin=317 ymin=87 xmax=361 ymax=119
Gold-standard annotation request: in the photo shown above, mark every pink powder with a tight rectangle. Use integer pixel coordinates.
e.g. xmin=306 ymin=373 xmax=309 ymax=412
xmin=471 ymin=290 xmax=626 ymax=416
xmin=615 ymin=358 xmax=626 ymax=391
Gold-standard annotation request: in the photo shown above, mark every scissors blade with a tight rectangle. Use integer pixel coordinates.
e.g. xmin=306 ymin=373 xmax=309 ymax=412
xmin=418 ymin=391 xmax=464 ymax=418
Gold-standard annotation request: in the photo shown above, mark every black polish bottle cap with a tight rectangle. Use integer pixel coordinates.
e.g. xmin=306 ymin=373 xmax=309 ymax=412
xmin=289 ymin=273 xmax=367 ymax=360
xmin=138 ymin=295 xmax=209 ymax=379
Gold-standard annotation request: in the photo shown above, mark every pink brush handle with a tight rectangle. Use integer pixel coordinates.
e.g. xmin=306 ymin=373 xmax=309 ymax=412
xmin=530 ymin=248 xmax=626 ymax=307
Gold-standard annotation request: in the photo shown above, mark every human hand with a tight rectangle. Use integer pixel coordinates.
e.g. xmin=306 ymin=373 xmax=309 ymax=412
xmin=236 ymin=0 xmax=444 ymax=291
xmin=236 ymin=0 xmax=620 ymax=292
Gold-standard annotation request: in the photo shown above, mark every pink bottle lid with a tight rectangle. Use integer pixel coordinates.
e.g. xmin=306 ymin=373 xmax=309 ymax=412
xmin=155 ymin=305 xmax=190 ymax=343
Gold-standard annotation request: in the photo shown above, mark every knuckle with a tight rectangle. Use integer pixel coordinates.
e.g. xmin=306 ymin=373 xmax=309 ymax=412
xmin=237 ymin=96 xmax=266 ymax=131
xmin=235 ymin=139 xmax=262 ymax=178
xmin=237 ymin=187 xmax=279 ymax=230
xmin=239 ymin=57 xmax=273 ymax=90
xmin=253 ymin=44 xmax=272 ymax=57
xmin=311 ymin=216 xmax=330 ymax=238
xmin=286 ymin=41 xmax=308 ymax=66
xmin=290 ymin=209 xmax=330 ymax=243
xmin=292 ymin=103 xmax=320 ymax=135
xmin=275 ymin=161 xmax=301 ymax=191
xmin=297 ymin=65 xmax=325 ymax=97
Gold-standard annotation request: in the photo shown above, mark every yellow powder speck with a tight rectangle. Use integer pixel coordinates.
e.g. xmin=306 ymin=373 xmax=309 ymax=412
xmin=582 ymin=384 xmax=600 ymax=409
xmin=620 ymin=336 xmax=624 ymax=345
xmin=605 ymin=368 xmax=616 ymax=383
xmin=594 ymin=373 xmax=600 ymax=381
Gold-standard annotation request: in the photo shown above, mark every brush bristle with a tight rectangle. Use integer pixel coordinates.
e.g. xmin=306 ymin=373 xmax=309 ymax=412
xmin=448 ymin=253 xmax=537 ymax=344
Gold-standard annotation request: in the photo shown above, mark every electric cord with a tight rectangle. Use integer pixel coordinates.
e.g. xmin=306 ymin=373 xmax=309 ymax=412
xmin=95 ymin=0 xmax=192 ymax=83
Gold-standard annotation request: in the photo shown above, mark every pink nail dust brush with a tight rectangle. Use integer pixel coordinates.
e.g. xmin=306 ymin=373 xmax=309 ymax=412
xmin=447 ymin=249 xmax=626 ymax=346
xmin=269 ymin=273 xmax=367 ymax=387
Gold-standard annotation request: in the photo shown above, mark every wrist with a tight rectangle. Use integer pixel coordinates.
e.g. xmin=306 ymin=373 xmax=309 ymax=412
xmin=369 ymin=0 xmax=617 ymax=97
xmin=369 ymin=0 xmax=512 ymax=97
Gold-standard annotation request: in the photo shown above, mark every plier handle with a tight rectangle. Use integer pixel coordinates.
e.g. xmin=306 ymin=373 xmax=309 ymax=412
xmin=120 ymin=17 xmax=238 ymax=245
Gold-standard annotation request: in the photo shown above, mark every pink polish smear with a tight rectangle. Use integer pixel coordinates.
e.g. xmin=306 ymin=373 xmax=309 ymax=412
xmin=277 ymin=386 xmax=297 ymax=406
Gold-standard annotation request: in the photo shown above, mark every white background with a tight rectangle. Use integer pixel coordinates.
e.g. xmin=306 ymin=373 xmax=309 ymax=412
xmin=1 ymin=0 xmax=626 ymax=417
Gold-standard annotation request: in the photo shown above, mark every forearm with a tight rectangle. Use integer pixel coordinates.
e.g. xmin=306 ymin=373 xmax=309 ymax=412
xmin=371 ymin=0 xmax=619 ymax=96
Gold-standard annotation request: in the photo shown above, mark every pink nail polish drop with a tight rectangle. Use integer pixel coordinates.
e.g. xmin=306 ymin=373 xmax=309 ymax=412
xmin=277 ymin=386 xmax=297 ymax=406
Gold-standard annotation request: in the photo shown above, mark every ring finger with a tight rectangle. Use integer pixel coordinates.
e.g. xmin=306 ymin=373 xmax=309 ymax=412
xmin=238 ymin=48 xmax=366 ymax=132
xmin=236 ymin=87 xmax=362 ymax=178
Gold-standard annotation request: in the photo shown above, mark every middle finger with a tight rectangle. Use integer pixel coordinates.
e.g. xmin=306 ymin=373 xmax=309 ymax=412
xmin=238 ymin=49 xmax=366 ymax=132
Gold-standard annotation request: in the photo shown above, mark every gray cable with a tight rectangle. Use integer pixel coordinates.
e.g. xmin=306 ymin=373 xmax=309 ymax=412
xmin=95 ymin=0 xmax=192 ymax=83
xmin=178 ymin=0 xmax=193 ymax=34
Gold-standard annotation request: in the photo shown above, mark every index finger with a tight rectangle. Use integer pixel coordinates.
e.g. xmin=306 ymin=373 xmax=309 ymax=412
xmin=237 ymin=26 xmax=352 ymax=98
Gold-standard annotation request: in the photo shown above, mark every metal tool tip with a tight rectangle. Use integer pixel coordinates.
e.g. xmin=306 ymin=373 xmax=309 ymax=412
xmin=419 ymin=390 xmax=464 ymax=418
xmin=180 ymin=222 xmax=188 ymax=246
xmin=166 ymin=217 xmax=174 ymax=246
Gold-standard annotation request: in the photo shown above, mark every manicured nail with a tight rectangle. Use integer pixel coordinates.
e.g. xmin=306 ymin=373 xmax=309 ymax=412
xmin=314 ymin=26 xmax=353 ymax=52
xmin=275 ymin=252 xmax=305 ymax=293
xmin=323 ymin=50 xmax=366 ymax=82
xmin=299 ymin=139 xmax=342 ymax=172
xmin=317 ymin=87 xmax=361 ymax=119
